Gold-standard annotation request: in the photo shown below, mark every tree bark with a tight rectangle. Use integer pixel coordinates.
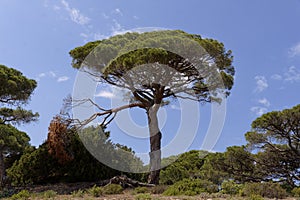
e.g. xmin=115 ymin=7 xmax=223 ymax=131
xmin=147 ymin=104 xmax=162 ymax=185
xmin=0 ymin=151 xmax=5 ymax=188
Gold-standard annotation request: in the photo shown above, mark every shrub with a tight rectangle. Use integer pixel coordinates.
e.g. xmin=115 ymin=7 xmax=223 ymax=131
xmin=150 ymin=185 xmax=168 ymax=194
xmin=135 ymin=193 xmax=152 ymax=200
xmin=135 ymin=187 xmax=149 ymax=194
xmin=10 ymin=190 xmax=30 ymax=200
xmin=103 ymin=184 xmax=123 ymax=194
xmin=240 ymin=182 xmax=287 ymax=199
xmin=7 ymin=125 xmax=143 ymax=186
xmin=41 ymin=190 xmax=57 ymax=199
xmin=7 ymin=145 xmax=57 ymax=185
xmin=159 ymin=165 xmax=189 ymax=185
xmin=163 ymin=178 xmax=218 ymax=196
xmin=87 ymin=185 xmax=103 ymax=197
xmin=292 ymin=187 xmax=300 ymax=197
xmin=221 ymin=180 xmax=243 ymax=195
xmin=159 ymin=150 xmax=207 ymax=185
xmin=71 ymin=189 xmax=85 ymax=198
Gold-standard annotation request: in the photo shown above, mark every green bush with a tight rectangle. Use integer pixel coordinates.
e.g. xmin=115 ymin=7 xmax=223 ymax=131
xmin=103 ymin=184 xmax=123 ymax=194
xmin=135 ymin=187 xmax=149 ymax=194
xmin=221 ymin=180 xmax=243 ymax=195
xmin=7 ymin=145 xmax=57 ymax=185
xmin=160 ymin=164 xmax=189 ymax=185
xmin=135 ymin=193 xmax=152 ymax=200
xmin=10 ymin=190 xmax=30 ymax=200
xmin=159 ymin=150 xmax=207 ymax=185
xmin=87 ymin=185 xmax=103 ymax=197
xmin=41 ymin=190 xmax=57 ymax=199
xmin=240 ymin=182 xmax=287 ymax=199
xmin=292 ymin=187 xmax=300 ymax=197
xmin=7 ymin=126 xmax=143 ymax=186
xmin=150 ymin=185 xmax=168 ymax=194
xmin=71 ymin=189 xmax=85 ymax=198
xmin=163 ymin=178 xmax=218 ymax=196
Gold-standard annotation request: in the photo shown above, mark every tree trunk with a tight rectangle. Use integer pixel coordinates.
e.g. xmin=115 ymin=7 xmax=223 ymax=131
xmin=0 ymin=151 xmax=5 ymax=188
xmin=147 ymin=104 xmax=162 ymax=185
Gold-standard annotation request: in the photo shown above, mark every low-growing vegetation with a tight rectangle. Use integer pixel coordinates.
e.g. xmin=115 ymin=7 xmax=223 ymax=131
xmin=240 ymin=182 xmax=287 ymax=199
xmin=10 ymin=190 xmax=30 ymax=200
xmin=150 ymin=185 xmax=169 ymax=194
xmin=86 ymin=185 xmax=103 ymax=197
xmin=135 ymin=193 xmax=152 ymax=200
xmin=292 ymin=187 xmax=300 ymax=197
xmin=40 ymin=190 xmax=57 ymax=199
xmin=71 ymin=189 xmax=85 ymax=198
xmin=103 ymin=183 xmax=123 ymax=194
xmin=163 ymin=178 xmax=218 ymax=196
xmin=134 ymin=186 xmax=150 ymax=194
xmin=221 ymin=180 xmax=243 ymax=195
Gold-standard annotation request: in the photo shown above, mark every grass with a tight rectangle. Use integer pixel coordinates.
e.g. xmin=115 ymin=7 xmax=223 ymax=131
xmin=135 ymin=193 xmax=152 ymax=200
xmin=102 ymin=184 xmax=123 ymax=194
xmin=86 ymin=185 xmax=103 ymax=197
xmin=40 ymin=190 xmax=57 ymax=199
xmin=10 ymin=190 xmax=30 ymax=200
xmin=2 ymin=186 xmax=297 ymax=200
xmin=71 ymin=189 xmax=85 ymax=198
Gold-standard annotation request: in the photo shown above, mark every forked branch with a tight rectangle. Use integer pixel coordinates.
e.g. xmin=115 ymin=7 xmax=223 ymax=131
xmin=72 ymin=98 xmax=145 ymax=128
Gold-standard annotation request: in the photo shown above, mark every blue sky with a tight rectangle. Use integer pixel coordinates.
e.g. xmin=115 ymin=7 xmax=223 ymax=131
xmin=1 ymin=0 xmax=300 ymax=158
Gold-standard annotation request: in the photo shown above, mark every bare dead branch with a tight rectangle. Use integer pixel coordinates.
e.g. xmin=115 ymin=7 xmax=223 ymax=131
xmin=72 ymin=98 xmax=108 ymax=112
xmin=73 ymin=101 xmax=145 ymax=128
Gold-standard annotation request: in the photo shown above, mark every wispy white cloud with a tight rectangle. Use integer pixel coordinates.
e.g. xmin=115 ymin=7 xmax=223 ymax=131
xmin=289 ymin=42 xmax=300 ymax=57
xmin=49 ymin=71 xmax=57 ymax=78
xmin=284 ymin=66 xmax=300 ymax=82
xmin=113 ymin=8 xmax=123 ymax=16
xmin=95 ymin=91 xmax=115 ymax=99
xmin=77 ymin=17 xmax=125 ymax=41
xmin=271 ymin=66 xmax=300 ymax=83
xmin=271 ymin=74 xmax=282 ymax=80
xmin=102 ymin=13 xmax=109 ymax=19
xmin=111 ymin=19 xmax=124 ymax=36
xmin=80 ymin=33 xmax=89 ymax=39
xmin=133 ymin=15 xmax=139 ymax=20
xmin=36 ymin=71 xmax=70 ymax=82
xmin=93 ymin=33 xmax=107 ymax=40
xmin=251 ymin=97 xmax=270 ymax=116
xmin=60 ymin=0 xmax=90 ymax=25
xmin=258 ymin=98 xmax=270 ymax=107
xmin=79 ymin=32 xmax=108 ymax=42
xmin=38 ymin=73 xmax=46 ymax=78
xmin=254 ymin=76 xmax=268 ymax=93
xmin=57 ymin=76 xmax=70 ymax=82
xmin=251 ymin=106 xmax=268 ymax=116
xmin=36 ymin=73 xmax=46 ymax=81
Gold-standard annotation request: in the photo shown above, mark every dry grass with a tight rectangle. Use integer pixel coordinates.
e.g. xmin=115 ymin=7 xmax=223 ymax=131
xmin=2 ymin=184 xmax=298 ymax=200
xmin=2 ymin=189 xmax=298 ymax=200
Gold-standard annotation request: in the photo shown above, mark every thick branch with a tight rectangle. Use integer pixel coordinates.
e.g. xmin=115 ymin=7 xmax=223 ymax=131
xmin=75 ymin=101 xmax=145 ymax=128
